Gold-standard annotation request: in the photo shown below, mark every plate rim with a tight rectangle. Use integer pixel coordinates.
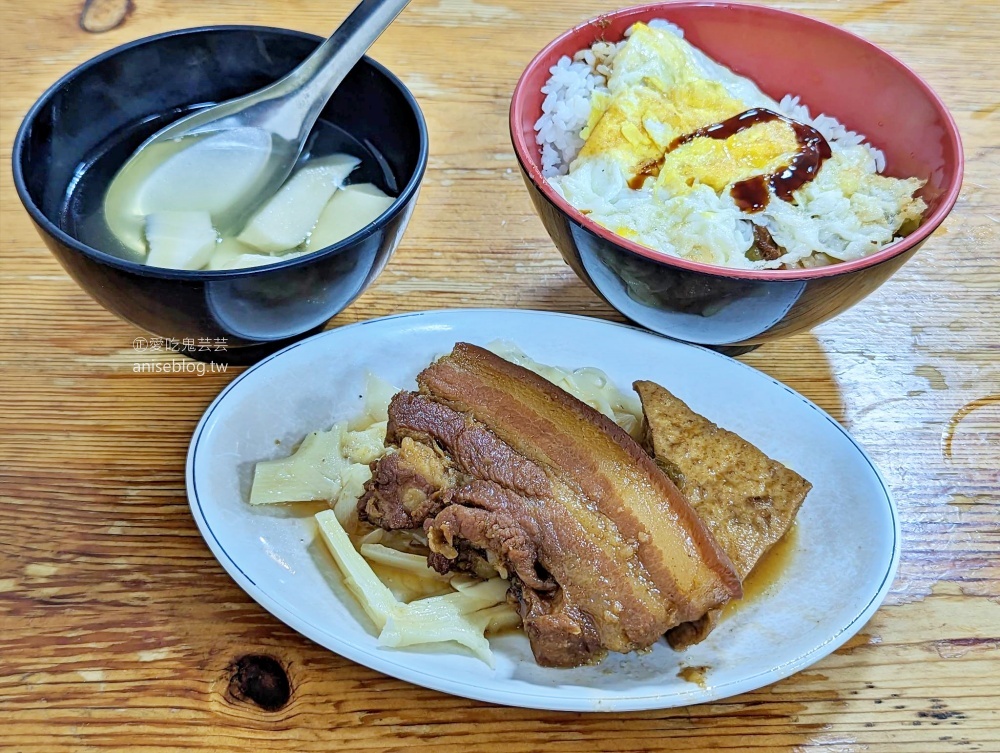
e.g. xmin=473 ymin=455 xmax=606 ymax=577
xmin=185 ymin=308 xmax=900 ymax=712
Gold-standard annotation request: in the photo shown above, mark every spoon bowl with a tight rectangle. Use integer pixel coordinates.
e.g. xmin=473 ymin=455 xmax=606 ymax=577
xmin=105 ymin=0 xmax=410 ymax=252
xmin=13 ymin=25 xmax=428 ymax=363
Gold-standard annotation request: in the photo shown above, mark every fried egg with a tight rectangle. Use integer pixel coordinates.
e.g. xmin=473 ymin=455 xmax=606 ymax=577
xmin=574 ymin=23 xmax=799 ymax=193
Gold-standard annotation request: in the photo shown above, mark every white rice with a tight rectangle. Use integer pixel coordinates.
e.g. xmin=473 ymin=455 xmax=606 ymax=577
xmin=533 ymin=20 xmax=919 ymax=269
xmin=777 ymin=94 xmax=886 ymax=173
xmin=536 ymin=56 xmax=608 ymax=177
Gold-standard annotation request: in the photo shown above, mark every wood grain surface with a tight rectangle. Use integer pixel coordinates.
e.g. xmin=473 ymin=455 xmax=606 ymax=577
xmin=1 ymin=0 xmax=998 ymax=751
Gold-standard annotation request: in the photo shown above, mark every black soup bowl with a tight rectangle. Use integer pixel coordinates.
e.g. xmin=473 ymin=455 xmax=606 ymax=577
xmin=13 ymin=26 xmax=428 ymax=364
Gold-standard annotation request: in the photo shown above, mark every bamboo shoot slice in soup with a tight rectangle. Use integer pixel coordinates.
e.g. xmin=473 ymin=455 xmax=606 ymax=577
xmin=308 ymin=183 xmax=395 ymax=250
xmin=144 ymin=211 xmax=218 ymax=270
xmin=206 ymin=238 xmax=307 ymax=271
xmin=206 ymin=238 xmax=259 ymax=271
xmin=238 ymin=154 xmax=360 ymax=253
xmin=99 ymin=111 xmax=388 ymax=271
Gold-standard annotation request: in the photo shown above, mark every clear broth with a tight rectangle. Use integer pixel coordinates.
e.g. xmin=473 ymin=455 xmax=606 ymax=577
xmin=60 ymin=106 xmax=397 ymax=264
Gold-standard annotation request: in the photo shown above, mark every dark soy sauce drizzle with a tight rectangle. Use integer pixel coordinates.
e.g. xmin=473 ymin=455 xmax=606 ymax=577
xmin=627 ymin=158 xmax=665 ymax=190
xmin=640 ymin=108 xmax=833 ymax=212
xmin=730 ymin=174 xmax=770 ymax=214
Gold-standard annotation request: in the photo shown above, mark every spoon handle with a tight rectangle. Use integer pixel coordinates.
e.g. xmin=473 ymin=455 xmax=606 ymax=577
xmin=268 ymin=0 xmax=412 ymax=140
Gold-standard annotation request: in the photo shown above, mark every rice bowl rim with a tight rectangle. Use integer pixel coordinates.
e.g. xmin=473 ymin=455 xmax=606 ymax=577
xmin=509 ymin=2 xmax=964 ymax=282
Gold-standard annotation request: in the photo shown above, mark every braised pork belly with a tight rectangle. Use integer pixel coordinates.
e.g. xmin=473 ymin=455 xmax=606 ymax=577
xmin=360 ymin=344 xmax=741 ymax=667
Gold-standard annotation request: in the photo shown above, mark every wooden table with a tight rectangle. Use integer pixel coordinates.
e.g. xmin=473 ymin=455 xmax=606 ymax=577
xmin=2 ymin=1 xmax=998 ymax=750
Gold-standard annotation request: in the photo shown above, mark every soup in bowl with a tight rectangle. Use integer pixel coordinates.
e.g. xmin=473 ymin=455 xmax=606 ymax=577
xmin=13 ymin=26 xmax=428 ymax=363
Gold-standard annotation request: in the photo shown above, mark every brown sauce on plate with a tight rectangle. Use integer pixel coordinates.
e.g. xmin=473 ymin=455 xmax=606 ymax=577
xmin=677 ymin=665 xmax=710 ymax=688
xmin=723 ymin=523 xmax=799 ymax=620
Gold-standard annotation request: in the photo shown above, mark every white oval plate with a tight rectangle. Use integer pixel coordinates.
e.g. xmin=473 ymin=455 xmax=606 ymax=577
xmin=186 ymin=309 xmax=899 ymax=712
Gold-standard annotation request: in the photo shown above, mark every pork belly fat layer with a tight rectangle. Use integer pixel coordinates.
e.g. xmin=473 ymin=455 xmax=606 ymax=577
xmin=418 ymin=343 xmax=742 ymax=617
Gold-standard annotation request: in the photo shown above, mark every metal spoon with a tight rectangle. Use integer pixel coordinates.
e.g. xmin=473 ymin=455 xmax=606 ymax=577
xmin=105 ymin=0 xmax=411 ymax=247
